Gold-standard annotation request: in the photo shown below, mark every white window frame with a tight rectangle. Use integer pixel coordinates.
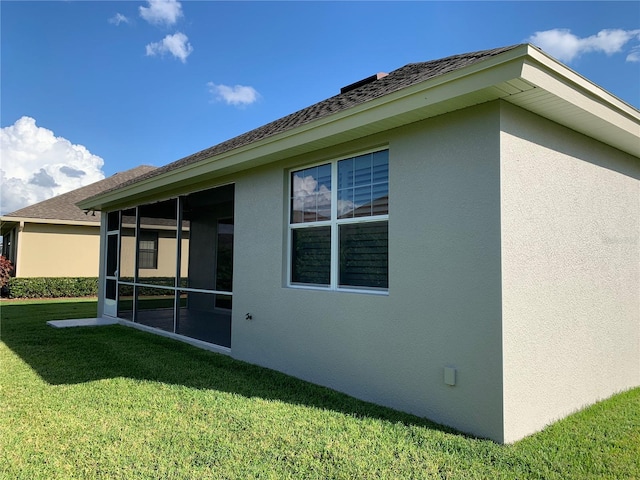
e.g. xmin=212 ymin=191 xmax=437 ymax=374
xmin=287 ymin=148 xmax=389 ymax=294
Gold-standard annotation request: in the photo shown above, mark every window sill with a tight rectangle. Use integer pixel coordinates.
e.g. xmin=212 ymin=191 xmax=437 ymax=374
xmin=287 ymin=284 xmax=389 ymax=296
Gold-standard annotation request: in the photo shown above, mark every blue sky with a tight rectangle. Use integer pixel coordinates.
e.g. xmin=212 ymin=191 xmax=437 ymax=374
xmin=1 ymin=1 xmax=639 ymax=214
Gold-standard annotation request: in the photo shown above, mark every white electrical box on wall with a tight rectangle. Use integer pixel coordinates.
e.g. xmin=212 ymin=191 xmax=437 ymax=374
xmin=444 ymin=367 xmax=456 ymax=386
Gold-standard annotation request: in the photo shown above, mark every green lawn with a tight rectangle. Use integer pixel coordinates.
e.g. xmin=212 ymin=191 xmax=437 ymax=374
xmin=1 ymin=299 xmax=638 ymax=479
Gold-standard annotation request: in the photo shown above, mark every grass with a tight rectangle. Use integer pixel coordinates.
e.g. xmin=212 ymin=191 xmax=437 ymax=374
xmin=1 ymin=299 xmax=638 ymax=479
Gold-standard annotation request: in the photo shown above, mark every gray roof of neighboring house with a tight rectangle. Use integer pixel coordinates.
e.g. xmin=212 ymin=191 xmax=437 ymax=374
xmin=100 ymin=44 xmax=521 ymax=195
xmin=1 ymin=165 xmax=157 ymax=223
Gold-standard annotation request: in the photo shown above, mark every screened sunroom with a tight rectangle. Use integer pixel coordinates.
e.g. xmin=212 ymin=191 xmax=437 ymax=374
xmin=103 ymin=184 xmax=234 ymax=349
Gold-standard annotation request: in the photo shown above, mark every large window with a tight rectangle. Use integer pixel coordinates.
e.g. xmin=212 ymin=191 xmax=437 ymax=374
xmin=289 ymin=149 xmax=388 ymax=291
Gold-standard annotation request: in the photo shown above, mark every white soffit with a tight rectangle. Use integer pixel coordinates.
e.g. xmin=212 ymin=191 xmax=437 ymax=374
xmin=510 ymin=47 xmax=639 ymax=157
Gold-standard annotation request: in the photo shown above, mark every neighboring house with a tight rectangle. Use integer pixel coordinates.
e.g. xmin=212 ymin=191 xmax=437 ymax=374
xmin=0 ymin=165 xmax=157 ymax=277
xmin=78 ymin=44 xmax=639 ymax=443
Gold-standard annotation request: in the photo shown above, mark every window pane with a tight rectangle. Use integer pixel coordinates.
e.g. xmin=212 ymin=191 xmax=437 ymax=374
xmin=338 ymin=150 xmax=388 ymax=219
xmin=338 ymin=188 xmax=354 ymax=219
xmin=107 ymin=211 xmax=119 ymax=232
xmin=106 ymin=234 xmax=118 ymax=277
xmin=354 ymin=154 xmax=372 ymax=186
xmin=303 ymin=193 xmax=318 ymax=222
xmin=291 ymin=227 xmax=331 ymax=285
xmin=291 ymin=164 xmax=331 ymax=224
xmin=106 ymin=279 xmax=116 ymax=301
xmin=372 ymin=150 xmax=389 ymax=183
xmin=316 ymin=164 xmax=331 ymax=191
xmin=339 ymin=221 xmax=388 ymax=289
xmin=372 ymin=182 xmax=389 ymax=216
xmin=353 ymin=186 xmax=372 ymax=217
xmin=317 ymin=194 xmax=331 ymax=221
xmin=338 ymin=158 xmax=353 ymax=190
xmin=138 ymin=231 xmax=158 ymax=269
xmin=138 ymin=250 xmax=154 ymax=270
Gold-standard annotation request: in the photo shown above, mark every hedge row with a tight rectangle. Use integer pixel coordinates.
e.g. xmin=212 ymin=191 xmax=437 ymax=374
xmin=118 ymin=278 xmax=189 ymax=297
xmin=4 ymin=277 xmax=189 ymax=299
xmin=6 ymin=277 xmax=99 ymax=299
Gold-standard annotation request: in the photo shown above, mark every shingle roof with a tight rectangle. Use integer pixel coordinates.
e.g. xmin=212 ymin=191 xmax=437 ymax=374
xmin=101 ymin=45 xmax=521 ymax=195
xmin=1 ymin=165 xmax=156 ymax=223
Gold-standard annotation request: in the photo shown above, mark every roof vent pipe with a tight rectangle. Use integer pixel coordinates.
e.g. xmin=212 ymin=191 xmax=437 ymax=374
xmin=340 ymin=72 xmax=388 ymax=94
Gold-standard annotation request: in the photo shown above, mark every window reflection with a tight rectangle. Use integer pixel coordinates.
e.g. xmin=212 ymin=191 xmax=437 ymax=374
xmin=289 ymin=149 xmax=389 ymax=290
xmin=291 ymin=164 xmax=332 ymax=223
xmin=338 ymin=151 xmax=388 ymax=219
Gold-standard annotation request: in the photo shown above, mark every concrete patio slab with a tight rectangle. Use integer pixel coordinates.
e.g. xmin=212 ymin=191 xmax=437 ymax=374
xmin=47 ymin=318 xmax=119 ymax=328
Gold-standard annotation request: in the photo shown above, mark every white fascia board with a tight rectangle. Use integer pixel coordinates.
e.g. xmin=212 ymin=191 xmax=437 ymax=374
xmin=522 ymin=46 xmax=639 ymax=144
xmin=525 ymin=45 xmax=639 ymax=119
xmin=0 ymin=216 xmax=100 ymax=228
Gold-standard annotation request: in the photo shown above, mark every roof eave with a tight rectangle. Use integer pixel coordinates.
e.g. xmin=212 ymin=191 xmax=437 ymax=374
xmin=511 ymin=45 xmax=639 ymax=156
xmin=78 ymin=44 xmax=639 ymax=211
xmin=0 ymin=216 xmax=100 ymax=229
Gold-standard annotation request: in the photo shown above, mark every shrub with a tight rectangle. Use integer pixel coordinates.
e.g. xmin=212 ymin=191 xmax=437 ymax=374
xmin=5 ymin=276 xmax=187 ymax=299
xmin=6 ymin=277 xmax=98 ymax=299
xmin=0 ymin=256 xmax=14 ymax=295
xmin=118 ymin=277 xmax=189 ymax=297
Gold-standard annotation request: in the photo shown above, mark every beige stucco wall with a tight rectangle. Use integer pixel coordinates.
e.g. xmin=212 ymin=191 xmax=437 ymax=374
xmin=16 ymin=223 xmax=101 ymax=277
xmin=500 ymin=102 xmax=640 ymax=442
xmin=231 ymin=102 xmax=505 ymax=441
xmin=92 ymin=98 xmax=638 ymax=443
xmin=15 ymin=222 xmax=188 ymax=279
xmin=119 ymin=232 xmax=189 ymax=279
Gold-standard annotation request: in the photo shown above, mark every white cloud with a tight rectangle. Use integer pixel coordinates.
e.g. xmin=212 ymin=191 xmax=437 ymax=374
xmin=0 ymin=117 xmax=105 ymax=215
xmin=108 ymin=13 xmax=130 ymax=26
xmin=627 ymin=45 xmax=640 ymax=63
xmin=207 ymin=83 xmax=261 ymax=106
xmin=146 ymin=32 xmax=193 ymax=63
xmin=528 ymin=28 xmax=640 ymax=63
xmin=139 ymin=0 xmax=183 ymax=26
